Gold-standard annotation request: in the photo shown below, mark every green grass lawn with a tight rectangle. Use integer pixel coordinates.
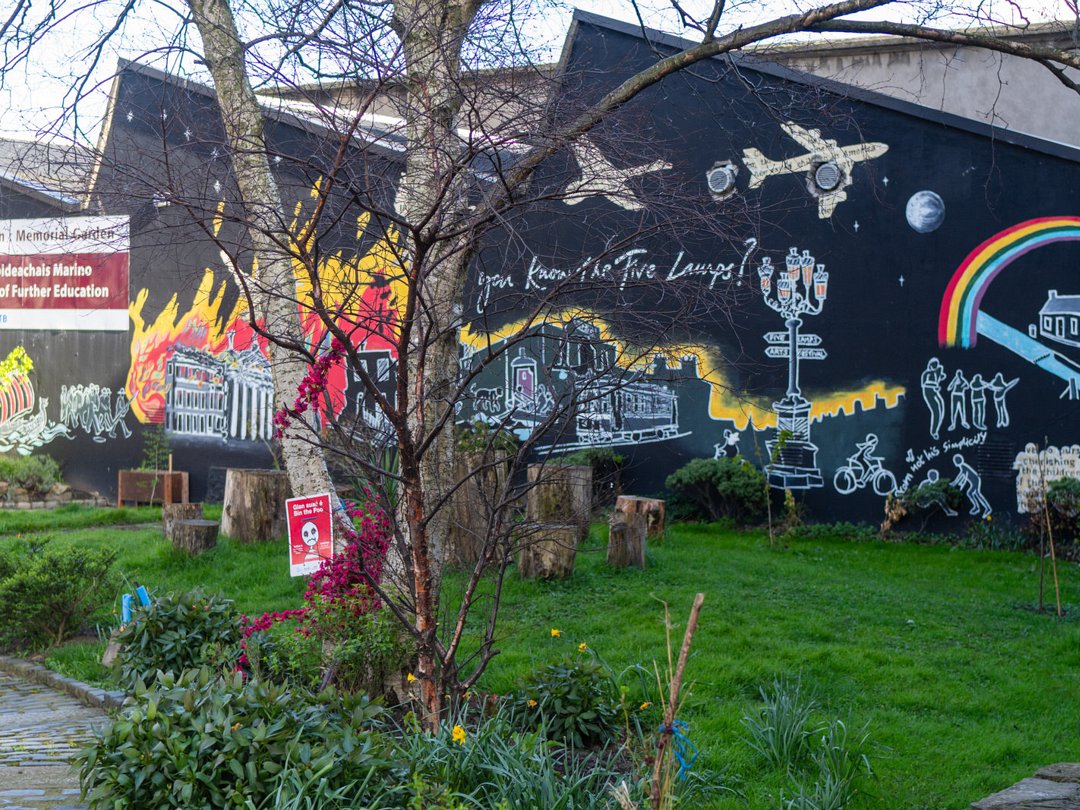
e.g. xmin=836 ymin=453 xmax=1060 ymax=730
xmin=4 ymin=507 xmax=1078 ymax=808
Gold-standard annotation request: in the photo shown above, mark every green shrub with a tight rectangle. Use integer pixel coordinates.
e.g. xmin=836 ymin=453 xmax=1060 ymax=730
xmin=0 ymin=542 xmax=115 ymax=650
xmin=244 ymin=616 xmax=323 ymax=692
xmin=0 ymin=453 xmax=62 ymax=497
xmin=507 ymin=657 xmax=620 ymax=747
xmin=113 ymin=588 xmax=243 ymax=689
xmin=1047 ymin=477 xmax=1080 ymax=547
xmin=665 ymin=457 xmax=767 ymax=524
xmin=78 ymin=668 xmax=393 ymax=809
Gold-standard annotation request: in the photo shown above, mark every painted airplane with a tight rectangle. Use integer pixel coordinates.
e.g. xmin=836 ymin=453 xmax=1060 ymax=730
xmin=742 ymin=122 xmax=889 ymax=219
xmin=562 ymin=137 xmax=671 ymax=211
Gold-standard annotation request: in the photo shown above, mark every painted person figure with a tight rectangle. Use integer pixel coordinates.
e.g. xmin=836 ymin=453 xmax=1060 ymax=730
xmin=988 ymin=373 xmax=1019 ymax=427
xmin=969 ymin=373 xmax=988 ymax=431
xmin=947 ymin=369 xmax=970 ymax=431
xmin=714 ymin=429 xmax=741 ymax=459
xmin=920 ymin=358 xmax=947 ymax=439
xmin=951 ymin=453 xmax=991 ymax=518
xmin=915 ymin=469 xmax=958 ymax=517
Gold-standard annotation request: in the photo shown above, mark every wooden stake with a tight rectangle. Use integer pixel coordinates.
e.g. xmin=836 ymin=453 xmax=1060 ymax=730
xmin=651 ymin=593 xmax=705 ymax=810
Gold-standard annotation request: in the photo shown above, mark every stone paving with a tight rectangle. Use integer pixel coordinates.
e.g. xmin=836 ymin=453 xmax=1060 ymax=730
xmin=0 ymin=673 xmax=105 ymax=809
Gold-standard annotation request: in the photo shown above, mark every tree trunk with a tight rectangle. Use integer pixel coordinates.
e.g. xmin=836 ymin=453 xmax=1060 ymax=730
xmin=185 ymin=0 xmax=349 ymax=554
xmin=448 ymin=451 xmax=508 ymax=567
xmin=518 ymin=524 xmax=578 ymax=579
xmin=615 ymin=495 xmax=667 ymax=538
xmin=163 ymin=502 xmax=203 ymax=540
xmin=527 ymin=464 xmax=593 ymax=540
xmin=221 ymin=468 xmax=291 ymax=542
xmin=172 ymin=519 xmax=220 ymax=555
xmin=608 ymin=511 xmax=647 ymax=568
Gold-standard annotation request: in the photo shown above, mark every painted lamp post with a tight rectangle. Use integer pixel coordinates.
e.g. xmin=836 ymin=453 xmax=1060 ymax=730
xmin=758 ymin=247 xmax=829 ymax=489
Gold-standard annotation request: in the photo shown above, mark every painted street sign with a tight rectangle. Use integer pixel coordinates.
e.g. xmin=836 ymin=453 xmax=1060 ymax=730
xmin=764 ymin=345 xmax=828 ymax=360
xmin=286 ymin=493 xmax=334 ymax=577
xmin=764 ymin=331 xmax=822 ymax=346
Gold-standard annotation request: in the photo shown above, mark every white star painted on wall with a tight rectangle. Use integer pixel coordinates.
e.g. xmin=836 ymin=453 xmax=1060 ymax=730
xmin=213 ymin=179 xmax=221 ymax=193
xmin=882 ymin=176 xmax=889 ymax=186
xmin=273 ymin=155 xmax=282 ymax=164
xmin=125 ymin=110 xmax=133 ymax=122
xmin=161 ymin=110 xmax=168 ymax=121
xmin=210 ymin=147 xmax=220 ymax=160
xmin=853 ymin=221 xmax=859 ymax=232
xmin=898 ymin=275 xmax=905 ymax=287
xmin=183 ymin=128 xmax=192 ymax=141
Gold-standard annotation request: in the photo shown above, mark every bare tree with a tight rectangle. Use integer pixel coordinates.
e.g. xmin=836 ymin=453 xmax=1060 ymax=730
xmin=4 ymin=0 xmax=1080 ymax=728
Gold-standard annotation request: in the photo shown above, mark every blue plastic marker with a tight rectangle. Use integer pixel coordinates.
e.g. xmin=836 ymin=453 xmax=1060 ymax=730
xmin=121 ymin=593 xmax=132 ymax=624
xmin=136 ymin=585 xmax=150 ymax=607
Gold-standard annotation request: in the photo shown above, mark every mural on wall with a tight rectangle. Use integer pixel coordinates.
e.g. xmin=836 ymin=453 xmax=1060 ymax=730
xmin=126 ymin=206 xmax=407 ymax=437
xmin=561 ymin=137 xmax=672 ymax=210
xmin=0 ymin=347 xmax=71 ymax=454
xmin=939 ymin=216 xmax=1080 ymax=399
xmin=741 ymin=122 xmax=888 ymax=219
xmin=1012 ymin=443 xmax=1080 ymax=513
xmin=834 ymin=433 xmax=897 ymax=496
xmin=757 ymin=246 xmax=830 ymax=489
xmin=59 ymin=384 xmax=132 ymax=442
xmin=951 ymin=452 xmax=992 ymax=517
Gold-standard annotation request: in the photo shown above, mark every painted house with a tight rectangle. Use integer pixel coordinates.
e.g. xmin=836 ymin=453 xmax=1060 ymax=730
xmin=1034 ymin=290 xmax=1080 ymax=349
xmin=1 ymin=12 xmax=1080 ymax=527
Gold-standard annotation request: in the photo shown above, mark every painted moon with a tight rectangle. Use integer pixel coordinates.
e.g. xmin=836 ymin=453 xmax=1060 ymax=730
xmin=905 ymin=190 xmax=946 ymax=234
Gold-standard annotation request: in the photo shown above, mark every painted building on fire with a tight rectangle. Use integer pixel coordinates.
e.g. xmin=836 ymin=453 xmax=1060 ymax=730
xmin=1 ymin=12 xmax=1079 ymax=525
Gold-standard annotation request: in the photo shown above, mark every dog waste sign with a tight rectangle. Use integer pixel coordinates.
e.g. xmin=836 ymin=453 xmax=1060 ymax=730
xmin=286 ymin=493 xmax=333 ymax=576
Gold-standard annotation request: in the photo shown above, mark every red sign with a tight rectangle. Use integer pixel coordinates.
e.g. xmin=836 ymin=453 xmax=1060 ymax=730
xmin=286 ymin=493 xmax=334 ymax=577
xmin=0 ymin=216 xmax=129 ymax=330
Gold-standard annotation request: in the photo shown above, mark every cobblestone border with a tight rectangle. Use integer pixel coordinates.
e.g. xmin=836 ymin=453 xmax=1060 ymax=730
xmin=0 ymin=656 xmax=124 ymax=710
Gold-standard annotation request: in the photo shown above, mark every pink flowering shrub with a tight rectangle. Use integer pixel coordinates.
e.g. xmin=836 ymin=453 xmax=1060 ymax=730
xmin=272 ymin=337 xmax=346 ymax=438
xmin=240 ymin=496 xmax=394 ymax=681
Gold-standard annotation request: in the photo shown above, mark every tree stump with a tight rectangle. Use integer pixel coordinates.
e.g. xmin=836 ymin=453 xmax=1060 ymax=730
xmin=527 ymin=464 xmax=592 ymax=540
xmin=162 ymin=502 xmax=203 ymax=540
xmin=172 ymin=519 xmax=219 ymax=555
xmin=615 ymin=495 xmax=666 ymax=538
xmin=608 ymin=511 xmax=647 ymax=568
xmin=518 ymin=524 xmax=578 ymax=579
xmin=448 ymin=452 xmax=510 ymax=568
xmin=221 ymin=469 xmax=292 ymax=542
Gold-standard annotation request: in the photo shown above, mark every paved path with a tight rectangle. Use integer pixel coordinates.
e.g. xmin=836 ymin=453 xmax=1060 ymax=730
xmin=0 ymin=673 xmax=105 ymax=809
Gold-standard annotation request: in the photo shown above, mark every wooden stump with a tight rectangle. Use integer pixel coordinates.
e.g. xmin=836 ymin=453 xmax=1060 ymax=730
xmin=615 ymin=495 xmax=666 ymax=538
xmin=172 ymin=519 xmax=219 ymax=555
xmin=527 ymin=464 xmax=592 ymax=540
xmin=162 ymin=502 xmax=202 ymax=540
xmin=221 ymin=469 xmax=292 ymax=542
xmin=518 ymin=524 xmax=578 ymax=580
xmin=448 ymin=452 xmax=509 ymax=568
xmin=608 ymin=511 xmax=647 ymax=568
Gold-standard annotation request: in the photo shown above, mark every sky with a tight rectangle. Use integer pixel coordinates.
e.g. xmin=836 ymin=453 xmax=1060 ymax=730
xmin=0 ymin=0 xmax=1071 ymax=143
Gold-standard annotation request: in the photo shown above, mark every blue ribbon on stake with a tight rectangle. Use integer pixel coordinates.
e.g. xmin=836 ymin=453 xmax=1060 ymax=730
xmin=659 ymin=720 xmax=699 ymax=779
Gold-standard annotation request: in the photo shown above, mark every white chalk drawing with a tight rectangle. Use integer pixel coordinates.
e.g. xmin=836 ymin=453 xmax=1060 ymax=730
xmin=911 ymin=469 xmax=958 ymax=516
xmin=1034 ymin=290 xmax=1080 ymax=350
xmin=561 ymin=137 xmax=671 ymax=211
xmin=758 ymin=247 xmax=830 ymax=489
xmin=0 ymin=351 xmax=71 ymax=455
xmin=164 ymin=340 xmax=274 ymax=441
xmin=714 ymin=429 xmax=741 ymax=459
xmin=834 ymin=433 xmax=897 ymax=496
xmin=920 ymin=358 xmax=1017 ymax=438
xmin=951 ymin=453 xmax=992 ymax=517
xmin=899 ymin=430 xmax=987 ymax=495
xmin=947 ymin=369 xmax=970 ymax=431
xmin=462 ymin=319 xmax=695 ymax=451
xmin=1012 ymin=443 xmax=1080 ymax=513
xmin=60 ymin=384 xmax=132 ymax=443
xmin=921 ymin=358 xmax=946 ymax=439
xmin=742 ymin=122 xmax=889 ymax=218
xmin=345 ymin=345 xmax=397 ymax=439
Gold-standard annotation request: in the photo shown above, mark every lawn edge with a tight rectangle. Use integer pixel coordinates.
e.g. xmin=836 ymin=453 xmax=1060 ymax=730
xmin=0 ymin=654 xmax=124 ymax=710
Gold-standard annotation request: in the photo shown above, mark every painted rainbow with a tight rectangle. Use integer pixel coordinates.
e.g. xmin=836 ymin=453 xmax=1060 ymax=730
xmin=938 ymin=216 xmax=1080 ymax=348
